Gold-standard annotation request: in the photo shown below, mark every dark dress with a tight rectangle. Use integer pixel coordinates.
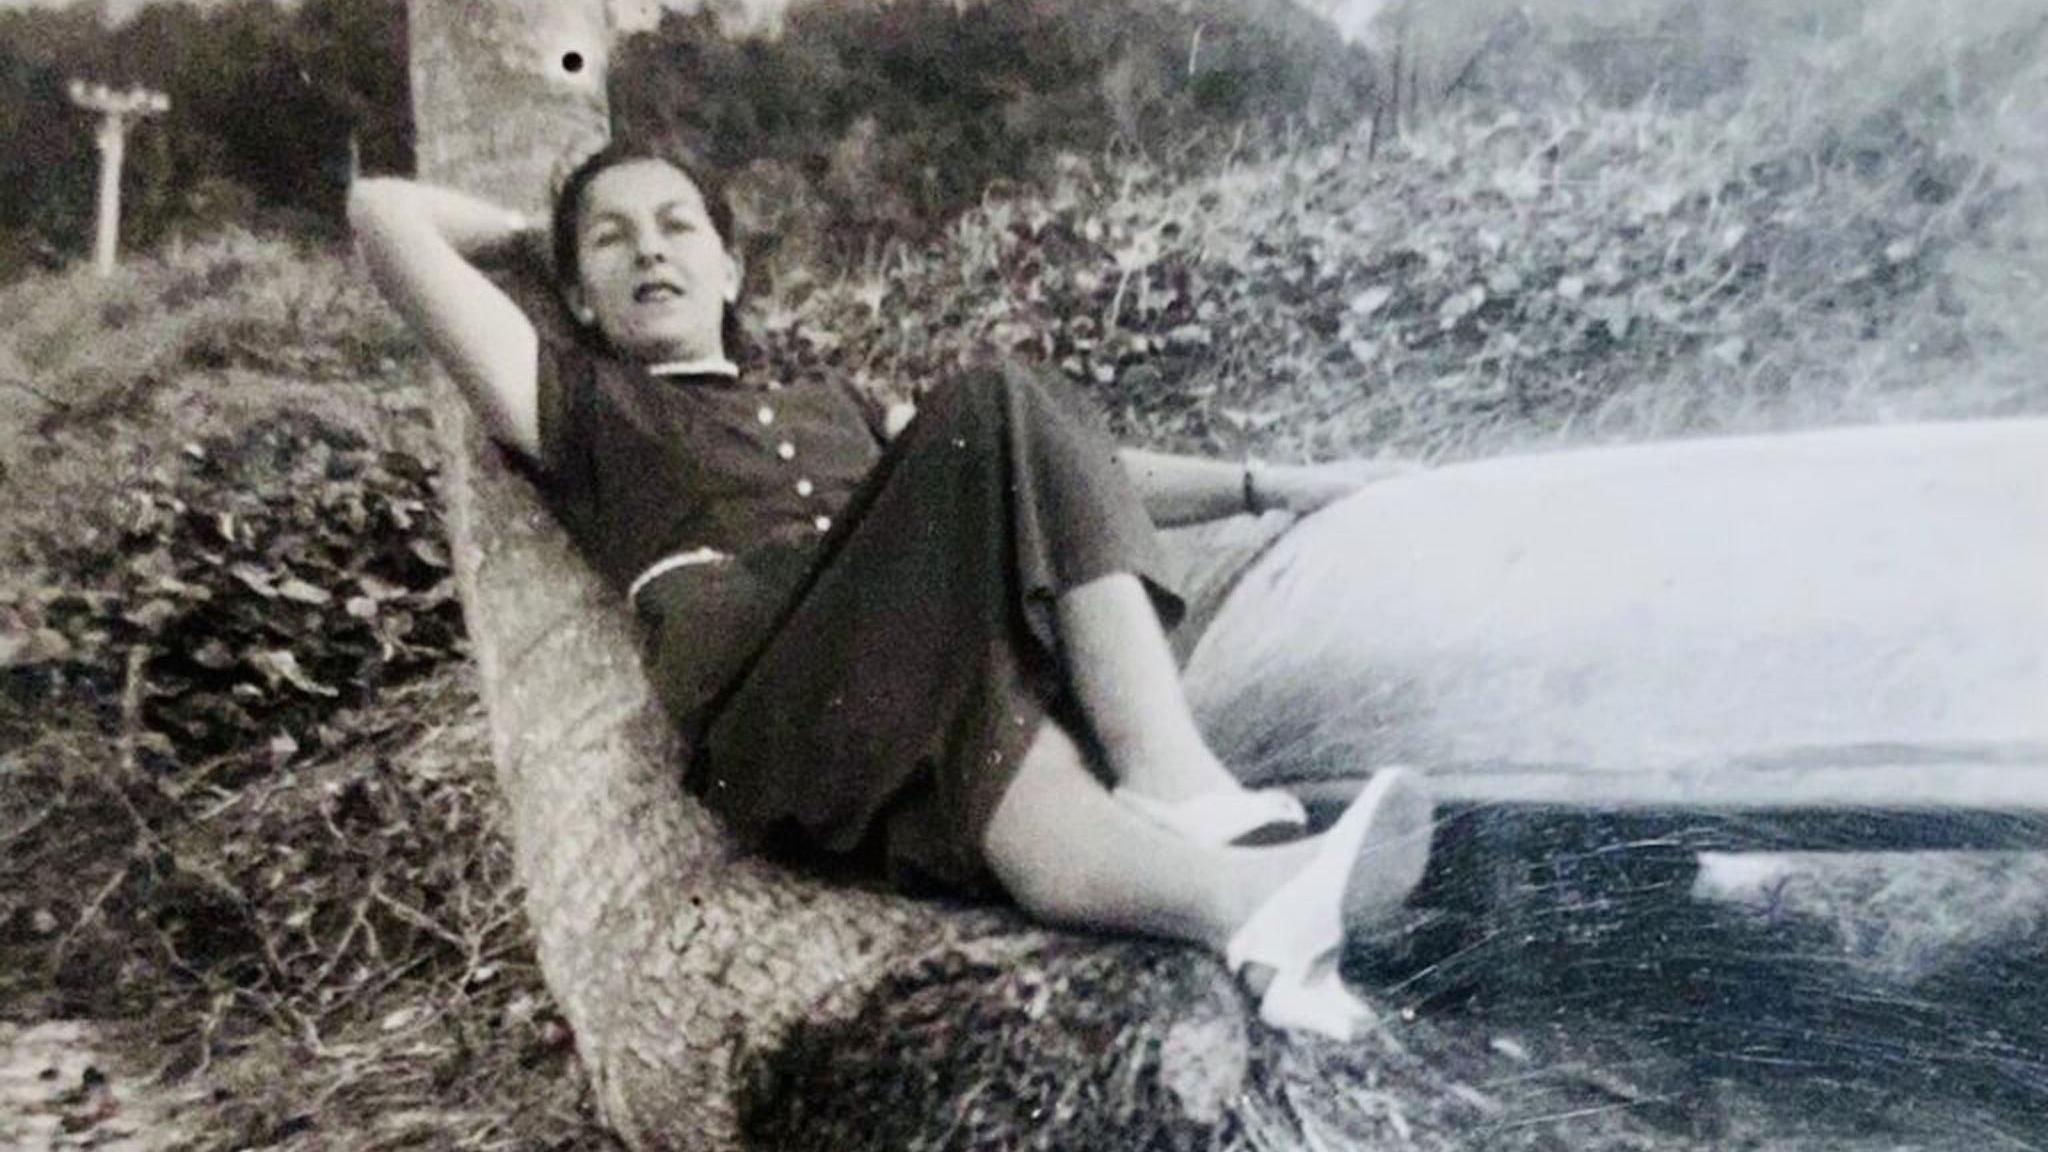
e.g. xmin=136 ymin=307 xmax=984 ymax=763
xmin=525 ymin=333 xmax=1184 ymax=897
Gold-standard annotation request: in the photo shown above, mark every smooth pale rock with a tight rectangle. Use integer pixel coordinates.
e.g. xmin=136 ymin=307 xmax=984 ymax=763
xmin=1184 ymin=419 xmax=2048 ymax=807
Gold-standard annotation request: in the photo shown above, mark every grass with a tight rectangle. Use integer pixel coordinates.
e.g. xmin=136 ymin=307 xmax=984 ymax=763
xmin=3 ymin=0 xmax=2047 ymax=1147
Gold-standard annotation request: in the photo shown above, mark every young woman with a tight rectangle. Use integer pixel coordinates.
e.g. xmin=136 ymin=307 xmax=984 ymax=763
xmin=348 ymin=142 xmax=1434 ymax=1041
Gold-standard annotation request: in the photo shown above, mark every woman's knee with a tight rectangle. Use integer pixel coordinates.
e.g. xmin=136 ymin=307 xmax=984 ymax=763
xmin=981 ymin=721 xmax=1094 ymax=915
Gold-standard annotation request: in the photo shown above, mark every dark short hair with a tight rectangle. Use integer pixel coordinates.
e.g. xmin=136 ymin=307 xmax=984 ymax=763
xmin=550 ymin=140 xmax=744 ymax=357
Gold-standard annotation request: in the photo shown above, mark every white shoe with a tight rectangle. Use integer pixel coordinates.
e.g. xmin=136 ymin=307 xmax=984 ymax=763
xmin=1222 ymin=768 xmax=1435 ymax=1041
xmin=1114 ymin=786 xmax=1308 ymax=846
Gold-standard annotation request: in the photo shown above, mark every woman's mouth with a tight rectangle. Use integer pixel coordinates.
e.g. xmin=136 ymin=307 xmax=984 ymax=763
xmin=633 ymin=281 xmax=684 ymax=305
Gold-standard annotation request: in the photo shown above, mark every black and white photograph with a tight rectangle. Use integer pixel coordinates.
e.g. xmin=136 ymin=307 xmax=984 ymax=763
xmin=2 ymin=0 xmax=2045 ymax=1148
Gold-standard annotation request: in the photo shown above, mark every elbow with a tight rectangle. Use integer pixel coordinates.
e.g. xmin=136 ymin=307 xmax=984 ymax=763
xmin=345 ymin=177 xmax=404 ymax=237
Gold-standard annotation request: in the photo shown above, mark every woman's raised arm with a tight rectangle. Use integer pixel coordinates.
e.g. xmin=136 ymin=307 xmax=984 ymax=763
xmin=347 ymin=177 xmax=544 ymax=460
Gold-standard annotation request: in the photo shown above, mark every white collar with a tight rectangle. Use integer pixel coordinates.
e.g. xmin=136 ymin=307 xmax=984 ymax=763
xmin=647 ymin=356 xmax=740 ymax=378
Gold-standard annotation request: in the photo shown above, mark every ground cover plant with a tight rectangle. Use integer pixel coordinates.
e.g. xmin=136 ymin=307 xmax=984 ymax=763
xmin=3 ymin=0 xmax=2047 ymax=1147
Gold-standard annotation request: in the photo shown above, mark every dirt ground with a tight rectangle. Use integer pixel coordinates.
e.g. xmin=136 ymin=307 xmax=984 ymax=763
xmin=0 ymin=1021 xmax=205 ymax=1152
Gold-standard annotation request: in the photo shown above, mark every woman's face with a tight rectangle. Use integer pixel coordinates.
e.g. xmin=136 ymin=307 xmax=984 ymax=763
xmin=566 ymin=159 xmax=739 ymax=363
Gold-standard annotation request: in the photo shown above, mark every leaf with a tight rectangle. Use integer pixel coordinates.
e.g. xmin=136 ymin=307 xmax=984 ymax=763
xmin=127 ymin=549 xmax=179 ymax=585
xmin=1438 ymin=285 xmax=1487 ymax=327
xmin=1709 ymin=336 xmax=1749 ymax=366
xmin=380 ymin=1006 xmax=425 ymax=1033
xmin=277 ymin=578 xmax=333 ymax=606
xmin=249 ymin=649 xmax=338 ymax=698
xmin=1490 ymin=168 xmax=1541 ymax=202
xmin=231 ymin=564 xmax=280 ymax=598
xmin=193 ymin=639 xmax=236 ymax=670
xmin=409 ymin=540 xmax=450 ymax=570
xmin=1218 ymin=408 xmax=1284 ymax=432
xmin=1637 ymin=182 xmax=1684 ymax=218
xmin=1556 ymin=275 xmax=1587 ymax=301
xmin=356 ymin=573 xmax=407 ymax=601
xmin=123 ymin=599 xmax=180 ymax=632
xmin=1346 ymin=286 xmax=1392 ymax=317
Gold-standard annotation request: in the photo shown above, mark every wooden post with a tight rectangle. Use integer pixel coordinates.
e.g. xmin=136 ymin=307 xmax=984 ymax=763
xmin=67 ymin=81 xmax=168 ymax=277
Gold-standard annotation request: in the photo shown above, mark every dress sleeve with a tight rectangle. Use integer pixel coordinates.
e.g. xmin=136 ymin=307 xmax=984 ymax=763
xmin=516 ymin=328 xmax=600 ymax=527
xmin=834 ymin=376 xmax=896 ymax=447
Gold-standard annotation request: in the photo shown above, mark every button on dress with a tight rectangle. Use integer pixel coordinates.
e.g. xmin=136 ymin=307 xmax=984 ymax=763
xmin=524 ymin=335 xmax=1184 ymax=896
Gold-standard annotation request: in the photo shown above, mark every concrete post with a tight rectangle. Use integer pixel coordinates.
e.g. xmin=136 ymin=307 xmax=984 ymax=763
xmin=67 ymin=81 xmax=169 ymax=278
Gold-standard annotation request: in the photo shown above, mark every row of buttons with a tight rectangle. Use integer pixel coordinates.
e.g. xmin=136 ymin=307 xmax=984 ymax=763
xmin=756 ymin=403 xmax=832 ymax=534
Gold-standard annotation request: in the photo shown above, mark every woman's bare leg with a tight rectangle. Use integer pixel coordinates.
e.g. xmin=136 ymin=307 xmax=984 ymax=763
xmin=981 ymin=720 xmax=1311 ymax=950
xmin=1055 ymin=571 xmax=1241 ymax=801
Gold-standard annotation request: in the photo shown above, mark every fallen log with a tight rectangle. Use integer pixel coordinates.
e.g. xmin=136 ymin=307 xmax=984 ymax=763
xmin=1187 ymin=418 xmax=2048 ymax=850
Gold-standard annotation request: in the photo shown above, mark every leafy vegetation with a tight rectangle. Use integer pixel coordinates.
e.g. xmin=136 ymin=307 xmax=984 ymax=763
xmin=0 ymin=0 xmax=409 ymax=277
xmin=615 ymin=0 xmax=1377 ymax=265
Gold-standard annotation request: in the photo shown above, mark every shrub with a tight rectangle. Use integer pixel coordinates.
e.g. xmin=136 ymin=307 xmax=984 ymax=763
xmin=611 ymin=0 xmax=1379 ymax=270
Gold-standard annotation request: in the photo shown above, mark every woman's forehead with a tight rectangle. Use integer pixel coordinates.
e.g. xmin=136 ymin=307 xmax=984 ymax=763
xmin=581 ymin=159 xmax=708 ymax=221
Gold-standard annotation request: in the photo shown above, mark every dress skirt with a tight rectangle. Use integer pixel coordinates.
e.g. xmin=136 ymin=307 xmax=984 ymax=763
xmin=646 ymin=362 xmax=1185 ymax=898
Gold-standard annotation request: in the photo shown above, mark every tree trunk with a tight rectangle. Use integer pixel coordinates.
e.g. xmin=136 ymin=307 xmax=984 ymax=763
xmin=1186 ymin=417 xmax=2048 ymax=799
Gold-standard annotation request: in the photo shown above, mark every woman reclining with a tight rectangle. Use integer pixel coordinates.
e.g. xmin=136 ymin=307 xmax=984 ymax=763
xmin=348 ymin=141 xmax=1435 ymax=1041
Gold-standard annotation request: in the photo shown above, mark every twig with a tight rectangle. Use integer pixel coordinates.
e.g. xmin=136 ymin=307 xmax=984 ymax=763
xmin=1106 ymin=268 xmax=1133 ymax=333
xmin=117 ymin=643 xmax=148 ymax=782
xmin=1483 ymin=1099 xmax=1658 ymax=1132
xmin=52 ymin=860 xmax=133 ymax=964
xmin=0 ymin=806 xmax=54 ymax=849
xmin=306 ymin=896 xmax=372 ymax=990
xmin=372 ymin=882 xmax=472 ymax=954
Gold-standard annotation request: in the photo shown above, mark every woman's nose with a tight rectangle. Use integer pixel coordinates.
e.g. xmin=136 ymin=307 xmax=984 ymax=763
xmin=633 ymin=246 xmax=665 ymax=269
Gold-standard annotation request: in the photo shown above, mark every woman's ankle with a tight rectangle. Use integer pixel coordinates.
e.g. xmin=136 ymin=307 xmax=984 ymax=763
xmin=1207 ymin=840 xmax=1320 ymax=953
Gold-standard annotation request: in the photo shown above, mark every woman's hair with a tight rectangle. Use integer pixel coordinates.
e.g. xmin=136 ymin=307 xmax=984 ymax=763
xmin=550 ymin=139 xmax=744 ymax=357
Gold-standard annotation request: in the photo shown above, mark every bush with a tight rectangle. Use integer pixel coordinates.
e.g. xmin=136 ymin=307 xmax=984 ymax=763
xmin=612 ymin=0 xmax=1379 ymax=270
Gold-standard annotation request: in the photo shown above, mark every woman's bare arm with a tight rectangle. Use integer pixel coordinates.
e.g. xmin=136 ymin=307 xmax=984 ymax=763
xmin=348 ymin=178 xmax=543 ymax=460
xmin=1117 ymin=447 xmax=1418 ymax=526
xmin=1114 ymin=448 xmax=1256 ymax=526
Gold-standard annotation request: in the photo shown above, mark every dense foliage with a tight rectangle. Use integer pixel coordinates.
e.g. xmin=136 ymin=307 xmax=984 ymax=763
xmin=614 ymin=0 xmax=1377 ymax=267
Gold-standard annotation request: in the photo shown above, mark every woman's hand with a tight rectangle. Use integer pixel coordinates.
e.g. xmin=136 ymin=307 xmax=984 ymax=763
xmin=1250 ymin=457 xmax=1420 ymax=517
